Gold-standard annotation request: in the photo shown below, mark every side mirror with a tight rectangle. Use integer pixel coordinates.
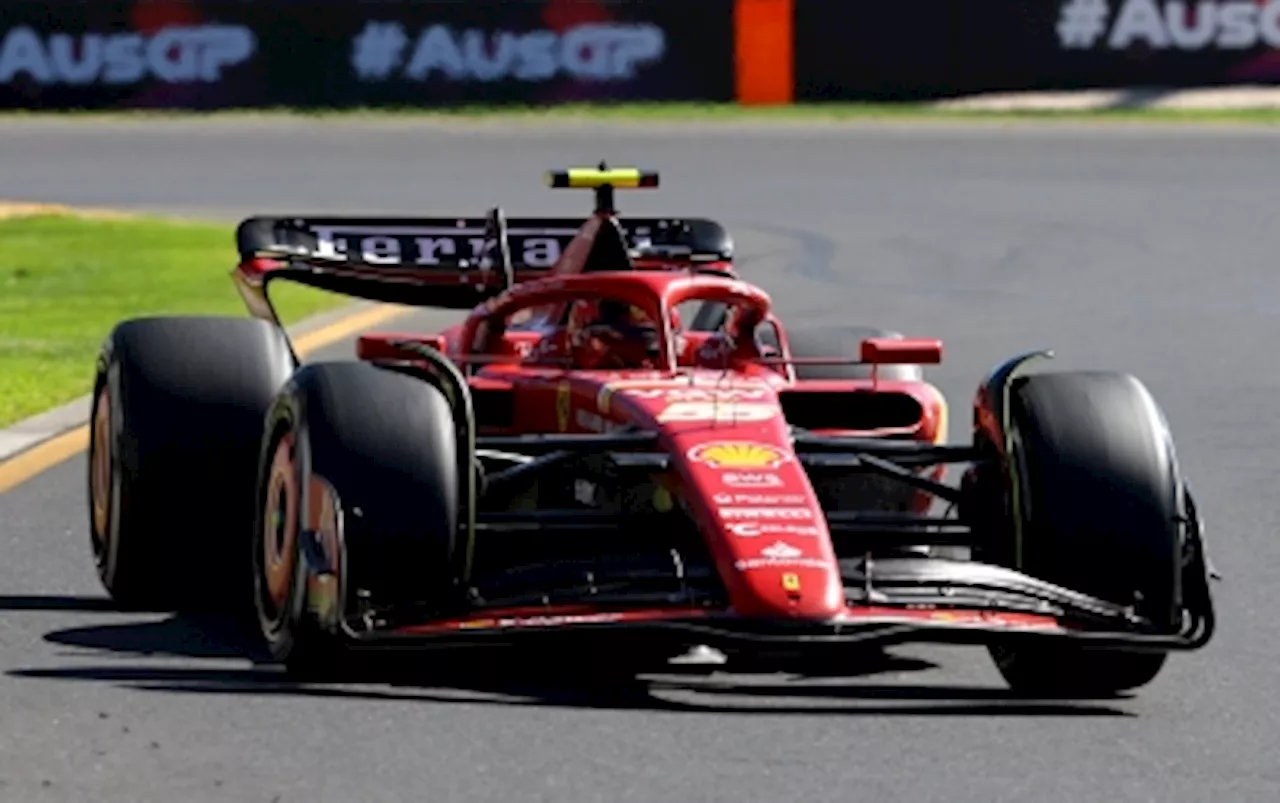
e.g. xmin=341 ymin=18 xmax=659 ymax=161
xmin=357 ymin=333 xmax=449 ymax=362
xmin=860 ymin=337 xmax=943 ymax=365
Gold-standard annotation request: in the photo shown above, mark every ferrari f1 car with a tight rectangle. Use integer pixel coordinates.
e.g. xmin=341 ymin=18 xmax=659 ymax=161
xmin=87 ymin=165 xmax=1216 ymax=696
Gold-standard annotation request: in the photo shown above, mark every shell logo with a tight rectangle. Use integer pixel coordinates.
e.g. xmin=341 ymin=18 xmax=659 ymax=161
xmin=687 ymin=441 xmax=792 ymax=469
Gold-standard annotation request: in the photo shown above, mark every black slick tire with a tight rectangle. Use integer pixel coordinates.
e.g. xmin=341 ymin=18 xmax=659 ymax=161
xmin=252 ymin=361 xmax=459 ymax=679
xmin=88 ymin=316 xmax=294 ymax=612
xmin=987 ymin=371 xmax=1184 ymax=697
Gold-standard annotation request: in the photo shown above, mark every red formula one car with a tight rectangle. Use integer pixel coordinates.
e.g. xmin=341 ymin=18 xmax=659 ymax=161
xmin=87 ymin=166 xmax=1216 ymax=696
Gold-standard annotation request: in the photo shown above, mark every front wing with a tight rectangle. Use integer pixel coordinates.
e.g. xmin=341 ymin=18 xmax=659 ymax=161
xmin=322 ymin=554 xmax=1214 ymax=655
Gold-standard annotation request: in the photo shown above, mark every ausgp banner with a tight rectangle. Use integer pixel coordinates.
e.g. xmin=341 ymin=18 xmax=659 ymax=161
xmin=0 ymin=0 xmax=735 ymax=109
xmin=0 ymin=2 xmax=261 ymax=108
xmin=1053 ymin=0 xmax=1280 ymax=83
xmin=793 ymin=0 xmax=1280 ymax=101
xmin=332 ymin=0 xmax=734 ymax=106
xmin=1059 ymin=0 xmax=1280 ymax=51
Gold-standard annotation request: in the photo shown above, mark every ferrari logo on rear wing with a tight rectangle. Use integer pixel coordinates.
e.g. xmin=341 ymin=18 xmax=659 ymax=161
xmin=306 ymin=220 xmax=572 ymax=268
xmin=237 ymin=215 xmax=731 ymax=271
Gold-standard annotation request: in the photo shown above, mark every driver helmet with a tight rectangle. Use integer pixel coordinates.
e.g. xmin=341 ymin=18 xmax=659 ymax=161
xmin=568 ymin=298 xmax=661 ymax=369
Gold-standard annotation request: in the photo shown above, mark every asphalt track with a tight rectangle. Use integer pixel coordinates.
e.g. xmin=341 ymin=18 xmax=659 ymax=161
xmin=2 ymin=118 xmax=1279 ymax=802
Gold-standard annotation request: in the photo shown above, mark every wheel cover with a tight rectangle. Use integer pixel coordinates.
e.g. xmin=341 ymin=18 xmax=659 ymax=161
xmin=89 ymin=385 xmax=112 ymax=566
xmin=261 ymin=432 xmax=299 ymax=618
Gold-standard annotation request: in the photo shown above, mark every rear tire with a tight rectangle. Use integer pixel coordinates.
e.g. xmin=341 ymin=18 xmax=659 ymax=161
xmin=88 ymin=317 xmax=294 ymax=611
xmin=986 ymin=371 xmax=1184 ymax=697
xmin=252 ymin=362 xmax=459 ymax=678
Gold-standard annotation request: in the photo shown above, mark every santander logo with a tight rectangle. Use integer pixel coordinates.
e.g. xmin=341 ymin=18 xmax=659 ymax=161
xmin=760 ymin=541 xmax=802 ymax=559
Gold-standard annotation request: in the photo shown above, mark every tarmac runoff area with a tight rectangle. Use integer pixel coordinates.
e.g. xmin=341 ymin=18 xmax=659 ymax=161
xmin=0 ymin=115 xmax=1278 ymax=803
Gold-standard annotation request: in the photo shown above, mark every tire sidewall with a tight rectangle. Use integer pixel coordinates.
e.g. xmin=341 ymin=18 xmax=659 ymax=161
xmin=1004 ymin=422 xmax=1033 ymax=571
xmin=89 ymin=349 xmax=124 ymax=590
xmin=253 ymin=397 xmax=311 ymax=661
xmin=89 ymin=341 xmax=150 ymax=603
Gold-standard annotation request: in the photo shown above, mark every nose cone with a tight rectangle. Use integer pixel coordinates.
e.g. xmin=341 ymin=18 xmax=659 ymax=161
xmin=677 ymin=438 xmax=843 ymax=621
xmin=598 ymin=374 xmax=846 ymax=622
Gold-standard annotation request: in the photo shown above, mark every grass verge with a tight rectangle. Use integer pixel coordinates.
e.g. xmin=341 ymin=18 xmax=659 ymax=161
xmin=0 ymin=211 xmax=347 ymax=428
xmin=4 ymin=102 xmax=1280 ymax=124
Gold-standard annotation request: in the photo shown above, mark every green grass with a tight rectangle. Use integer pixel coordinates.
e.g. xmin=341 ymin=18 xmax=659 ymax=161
xmin=4 ymin=102 xmax=1280 ymax=124
xmin=0 ymin=213 xmax=347 ymax=427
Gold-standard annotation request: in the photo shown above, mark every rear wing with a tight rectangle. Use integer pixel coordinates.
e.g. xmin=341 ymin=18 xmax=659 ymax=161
xmin=235 ymin=212 xmax=735 ymax=310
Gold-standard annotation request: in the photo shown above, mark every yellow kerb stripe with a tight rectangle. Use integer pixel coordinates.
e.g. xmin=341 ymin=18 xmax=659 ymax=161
xmin=0 ymin=427 xmax=90 ymax=494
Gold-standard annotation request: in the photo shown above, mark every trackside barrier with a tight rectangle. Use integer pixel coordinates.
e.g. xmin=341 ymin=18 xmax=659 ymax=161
xmin=1 ymin=0 xmax=1277 ymax=110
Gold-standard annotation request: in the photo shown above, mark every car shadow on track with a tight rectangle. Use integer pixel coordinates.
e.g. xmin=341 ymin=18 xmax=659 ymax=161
xmin=0 ymin=594 xmax=123 ymax=612
xmin=7 ymin=605 xmax=1136 ymax=717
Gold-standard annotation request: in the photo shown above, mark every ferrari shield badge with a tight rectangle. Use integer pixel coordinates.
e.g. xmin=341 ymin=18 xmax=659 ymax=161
xmin=556 ymin=381 xmax=571 ymax=432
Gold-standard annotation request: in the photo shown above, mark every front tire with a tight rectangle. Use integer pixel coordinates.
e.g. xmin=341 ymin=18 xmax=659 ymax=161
xmin=985 ymin=371 xmax=1186 ymax=697
xmin=252 ymin=362 xmax=460 ymax=677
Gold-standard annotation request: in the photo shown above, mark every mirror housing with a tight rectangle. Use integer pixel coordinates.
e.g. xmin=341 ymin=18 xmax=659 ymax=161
xmin=860 ymin=337 xmax=943 ymax=365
